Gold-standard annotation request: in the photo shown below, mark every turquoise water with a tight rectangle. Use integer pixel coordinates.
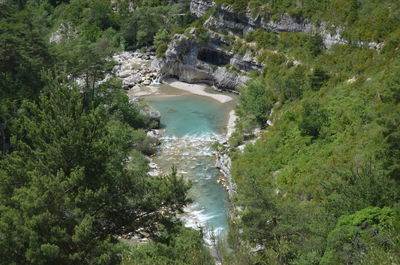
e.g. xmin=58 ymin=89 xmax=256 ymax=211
xmin=148 ymin=95 xmax=227 ymax=136
xmin=147 ymin=95 xmax=230 ymax=243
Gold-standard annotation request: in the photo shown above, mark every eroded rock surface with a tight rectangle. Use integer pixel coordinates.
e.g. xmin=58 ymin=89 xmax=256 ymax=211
xmin=156 ymin=33 xmax=260 ymax=90
xmin=190 ymin=0 xmax=383 ymax=50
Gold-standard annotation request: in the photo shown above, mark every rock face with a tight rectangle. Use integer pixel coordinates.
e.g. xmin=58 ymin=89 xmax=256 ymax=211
xmin=190 ymin=0 xmax=383 ymax=50
xmin=158 ymin=0 xmax=373 ymax=91
xmin=190 ymin=0 xmax=215 ymax=18
xmin=157 ymin=33 xmax=260 ymax=90
xmin=191 ymin=0 xmax=339 ymax=48
xmin=156 ymin=0 xmax=382 ymax=91
xmin=215 ymin=149 xmax=236 ymax=198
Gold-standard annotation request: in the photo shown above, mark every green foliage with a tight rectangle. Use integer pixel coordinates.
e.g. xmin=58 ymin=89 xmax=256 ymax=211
xmin=51 ymin=36 xmax=116 ymax=108
xmin=216 ymin=0 xmax=400 ymax=44
xmin=0 ymin=2 xmax=51 ymax=154
xmin=0 ymin=76 xmax=191 ymax=264
xmin=237 ymin=80 xmax=273 ymax=125
xmin=4 ymin=0 xmax=400 ymax=264
xmin=106 ymin=87 xmax=154 ymax=129
xmin=214 ymin=0 xmax=250 ymax=13
xmin=57 ymin=0 xmax=120 ymax=42
xmin=309 ymin=67 xmax=330 ymax=91
xmin=0 ymin=1 xmax=209 ymax=264
xmin=154 ymin=29 xmax=171 ymax=58
xmin=121 ymin=226 xmax=214 ymax=265
xmin=229 ymin=18 xmax=400 ymax=264
xmin=298 ymin=99 xmax=329 ymax=138
xmin=0 ymin=5 xmax=50 ymax=100
xmin=122 ymin=4 xmax=191 ymax=49
xmin=245 ymin=29 xmax=278 ymax=48
xmin=321 ymin=207 xmax=400 ymax=265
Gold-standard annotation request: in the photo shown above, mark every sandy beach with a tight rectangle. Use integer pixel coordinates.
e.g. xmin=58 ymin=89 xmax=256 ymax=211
xmin=127 ymin=79 xmax=237 ymax=135
xmin=163 ymin=78 xmax=233 ymax=104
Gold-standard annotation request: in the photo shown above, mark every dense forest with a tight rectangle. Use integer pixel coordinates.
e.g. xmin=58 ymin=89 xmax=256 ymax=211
xmin=222 ymin=0 xmax=400 ymax=264
xmin=1 ymin=0 xmax=400 ymax=264
xmin=0 ymin=0 xmax=213 ymax=264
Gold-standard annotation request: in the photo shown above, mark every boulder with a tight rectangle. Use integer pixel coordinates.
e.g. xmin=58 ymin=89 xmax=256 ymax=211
xmin=117 ymin=70 xmax=133 ymax=78
xmin=214 ymin=67 xmax=249 ymax=90
xmin=143 ymin=79 xmax=152 ymax=86
xmin=122 ymin=74 xmax=142 ymax=87
xmin=140 ymin=105 xmax=161 ymax=127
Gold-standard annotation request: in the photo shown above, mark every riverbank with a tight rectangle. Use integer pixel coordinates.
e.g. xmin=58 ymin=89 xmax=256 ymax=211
xmin=115 ymin=50 xmax=235 ymax=105
xmin=226 ymin=110 xmax=237 ymax=137
xmin=163 ymin=78 xmax=233 ymax=104
xmin=118 ymin=50 xmax=236 ymax=248
xmin=145 ymin=95 xmax=230 ymax=245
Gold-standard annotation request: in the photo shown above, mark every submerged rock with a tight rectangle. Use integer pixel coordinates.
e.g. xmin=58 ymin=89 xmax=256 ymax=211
xmin=140 ymin=105 xmax=161 ymax=127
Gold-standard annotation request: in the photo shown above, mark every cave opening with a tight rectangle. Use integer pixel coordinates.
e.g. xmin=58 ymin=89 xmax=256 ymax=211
xmin=197 ymin=48 xmax=231 ymax=66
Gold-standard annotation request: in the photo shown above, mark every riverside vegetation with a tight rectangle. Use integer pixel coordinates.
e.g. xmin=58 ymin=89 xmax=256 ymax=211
xmin=215 ymin=1 xmax=400 ymax=265
xmin=0 ymin=0 xmax=213 ymax=264
xmin=1 ymin=0 xmax=400 ymax=265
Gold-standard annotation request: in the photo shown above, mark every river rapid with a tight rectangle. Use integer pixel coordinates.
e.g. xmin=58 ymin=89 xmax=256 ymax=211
xmin=145 ymin=84 xmax=235 ymax=245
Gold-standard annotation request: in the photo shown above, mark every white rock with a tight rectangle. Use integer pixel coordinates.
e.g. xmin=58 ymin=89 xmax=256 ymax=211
xmin=123 ymin=74 xmax=142 ymax=87
xmin=347 ymin=76 xmax=357 ymax=84
xmin=149 ymin=162 xmax=158 ymax=169
xmin=117 ymin=70 xmax=133 ymax=78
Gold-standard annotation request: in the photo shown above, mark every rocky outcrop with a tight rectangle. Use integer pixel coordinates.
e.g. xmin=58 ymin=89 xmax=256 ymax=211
xmin=112 ymin=51 xmax=158 ymax=90
xmin=215 ymin=148 xmax=236 ymax=198
xmin=192 ymin=0 xmax=341 ymax=48
xmin=158 ymin=0 xmax=383 ymax=91
xmin=156 ymin=33 xmax=260 ymax=90
xmin=190 ymin=0 xmax=383 ymax=50
xmin=140 ymin=105 xmax=161 ymax=127
xmin=214 ymin=67 xmax=249 ymax=90
xmin=190 ymin=0 xmax=215 ymax=18
xmin=49 ymin=23 xmax=79 ymax=43
xmin=156 ymin=0 xmax=381 ymax=91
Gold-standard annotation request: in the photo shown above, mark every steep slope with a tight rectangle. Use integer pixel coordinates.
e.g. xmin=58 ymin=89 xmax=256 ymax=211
xmin=168 ymin=1 xmax=400 ymax=264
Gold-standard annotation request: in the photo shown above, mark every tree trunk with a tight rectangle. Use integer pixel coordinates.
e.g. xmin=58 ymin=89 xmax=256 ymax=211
xmin=0 ymin=122 xmax=7 ymax=154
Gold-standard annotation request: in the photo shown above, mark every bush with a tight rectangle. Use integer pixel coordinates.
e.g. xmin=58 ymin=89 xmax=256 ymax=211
xmin=321 ymin=207 xmax=400 ymax=265
xmin=299 ymin=100 xmax=329 ymax=139
xmin=121 ymin=226 xmax=214 ymax=265
xmin=237 ymin=80 xmax=274 ymax=126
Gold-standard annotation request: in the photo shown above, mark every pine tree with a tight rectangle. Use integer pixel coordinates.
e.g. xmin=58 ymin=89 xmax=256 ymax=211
xmin=0 ymin=76 xmax=190 ymax=264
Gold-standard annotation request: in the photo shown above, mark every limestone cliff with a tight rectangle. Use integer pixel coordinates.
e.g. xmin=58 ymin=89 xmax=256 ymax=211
xmin=156 ymin=0 xmax=382 ymax=91
xmin=190 ymin=0 xmax=382 ymax=49
xmin=156 ymin=32 xmax=260 ymax=90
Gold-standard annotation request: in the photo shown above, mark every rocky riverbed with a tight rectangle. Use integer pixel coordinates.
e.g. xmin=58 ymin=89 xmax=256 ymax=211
xmin=112 ymin=50 xmax=159 ymax=90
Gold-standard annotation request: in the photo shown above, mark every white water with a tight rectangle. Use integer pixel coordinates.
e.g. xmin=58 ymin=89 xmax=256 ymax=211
xmin=147 ymin=95 xmax=232 ymax=245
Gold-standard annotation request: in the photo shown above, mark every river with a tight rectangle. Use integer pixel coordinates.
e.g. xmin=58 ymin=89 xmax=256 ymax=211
xmin=145 ymin=84 xmax=235 ymax=245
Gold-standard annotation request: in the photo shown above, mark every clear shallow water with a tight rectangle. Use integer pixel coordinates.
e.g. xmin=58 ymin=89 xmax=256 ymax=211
xmin=149 ymin=95 xmax=227 ymax=136
xmin=147 ymin=95 xmax=231 ymax=243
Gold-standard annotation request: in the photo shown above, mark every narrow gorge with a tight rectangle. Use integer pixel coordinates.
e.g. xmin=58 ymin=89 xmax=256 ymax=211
xmin=2 ymin=0 xmax=399 ymax=264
